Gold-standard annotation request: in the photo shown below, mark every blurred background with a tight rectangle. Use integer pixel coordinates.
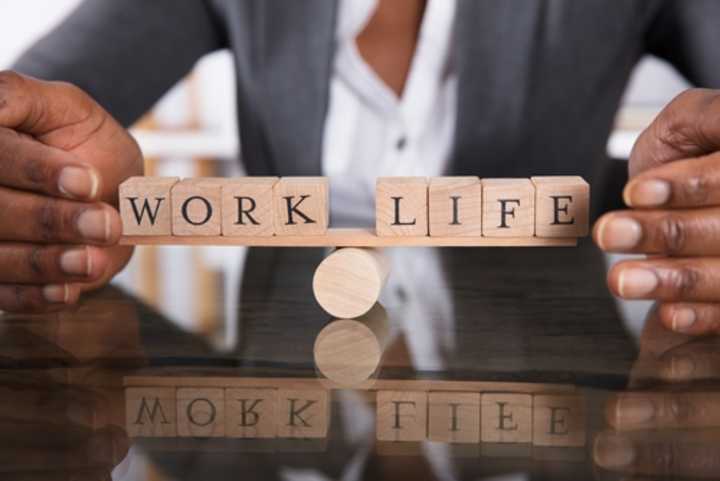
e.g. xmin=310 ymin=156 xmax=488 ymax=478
xmin=0 ymin=1 xmax=691 ymax=344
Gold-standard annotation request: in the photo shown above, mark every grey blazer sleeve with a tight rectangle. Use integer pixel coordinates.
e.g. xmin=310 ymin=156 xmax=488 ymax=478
xmin=646 ymin=0 xmax=720 ymax=87
xmin=12 ymin=0 xmax=227 ymax=127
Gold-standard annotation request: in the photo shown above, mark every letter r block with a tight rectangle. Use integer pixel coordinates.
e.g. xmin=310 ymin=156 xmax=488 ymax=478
xmin=376 ymin=390 xmax=427 ymax=441
xmin=119 ymin=177 xmax=179 ymax=236
xmin=482 ymin=179 xmax=535 ymax=237
xmin=172 ymin=178 xmax=224 ymax=236
xmin=276 ymin=389 xmax=330 ymax=438
xmin=225 ymin=388 xmax=278 ymax=438
xmin=531 ymin=176 xmax=589 ymax=238
xmin=481 ymin=393 xmax=532 ymax=443
xmin=222 ymin=177 xmax=278 ymax=236
xmin=273 ymin=178 xmax=329 ymax=236
xmin=376 ymin=177 xmax=428 ymax=237
xmin=125 ymin=387 xmax=177 ymax=437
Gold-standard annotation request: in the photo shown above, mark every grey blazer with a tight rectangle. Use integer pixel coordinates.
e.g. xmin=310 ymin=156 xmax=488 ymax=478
xmin=14 ymin=0 xmax=720 ymax=185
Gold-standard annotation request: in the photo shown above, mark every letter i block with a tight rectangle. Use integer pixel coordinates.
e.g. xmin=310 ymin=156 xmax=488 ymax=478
xmin=532 ymin=395 xmax=586 ymax=447
xmin=429 ymin=177 xmax=482 ymax=237
xmin=376 ymin=177 xmax=429 ymax=237
xmin=222 ymin=177 xmax=278 ymax=236
xmin=172 ymin=178 xmax=224 ymax=236
xmin=531 ymin=176 xmax=589 ymax=238
xmin=482 ymin=179 xmax=535 ymax=237
xmin=177 ymin=388 xmax=225 ymax=437
xmin=119 ymin=177 xmax=179 ymax=235
xmin=481 ymin=393 xmax=532 ymax=443
xmin=273 ymin=178 xmax=329 ymax=236
xmin=225 ymin=388 xmax=278 ymax=438
xmin=276 ymin=389 xmax=330 ymax=438
xmin=125 ymin=387 xmax=177 ymax=437
xmin=376 ymin=391 xmax=427 ymax=441
xmin=428 ymin=392 xmax=480 ymax=443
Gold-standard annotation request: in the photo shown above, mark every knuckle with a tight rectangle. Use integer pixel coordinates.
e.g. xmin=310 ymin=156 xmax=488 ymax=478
xmin=664 ymin=264 xmax=701 ymax=297
xmin=658 ymin=216 xmax=687 ymax=254
xmin=667 ymin=394 xmax=694 ymax=424
xmin=35 ymin=200 xmax=74 ymax=242
xmin=679 ymin=175 xmax=709 ymax=205
xmin=23 ymin=156 xmax=53 ymax=188
xmin=11 ymin=286 xmax=45 ymax=312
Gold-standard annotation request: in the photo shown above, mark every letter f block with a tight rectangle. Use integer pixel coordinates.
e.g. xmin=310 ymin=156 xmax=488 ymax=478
xmin=119 ymin=177 xmax=179 ymax=236
xmin=376 ymin=177 xmax=428 ymax=237
xmin=482 ymin=179 xmax=535 ymax=237
xmin=273 ymin=178 xmax=329 ymax=236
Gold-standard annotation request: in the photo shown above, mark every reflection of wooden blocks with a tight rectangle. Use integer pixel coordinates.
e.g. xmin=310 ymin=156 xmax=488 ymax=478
xmin=172 ymin=178 xmax=224 ymax=236
xmin=428 ymin=392 xmax=480 ymax=443
xmin=482 ymin=179 xmax=535 ymax=237
xmin=126 ymin=387 xmax=177 ymax=437
xmin=376 ymin=177 xmax=428 ymax=237
xmin=273 ymin=178 xmax=329 ymax=236
xmin=225 ymin=388 xmax=277 ymax=438
xmin=429 ymin=177 xmax=482 ymax=237
xmin=177 ymin=388 xmax=225 ymax=437
xmin=481 ymin=393 xmax=532 ymax=443
xmin=376 ymin=391 xmax=427 ymax=441
xmin=222 ymin=177 xmax=278 ymax=236
xmin=120 ymin=177 xmax=179 ymax=236
xmin=532 ymin=395 xmax=585 ymax=447
xmin=276 ymin=389 xmax=329 ymax=438
xmin=531 ymin=176 xmax=589 ymax=238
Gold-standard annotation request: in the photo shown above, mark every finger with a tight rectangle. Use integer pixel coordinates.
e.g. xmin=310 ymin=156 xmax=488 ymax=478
xmin=606 ymin=391 xmax=720 ymax=431
xmin=0 ymin=284 xmax=81 ymax=313
xmin=607 ymin=257 xmax=720 ymax=302
xmin=629 ymin=88 xmax=720 ymax=177
xmin=658 ymin=302 xmax=720 ymax=335
xmin=594 ymin=430 xmax=720 ymax=478
xmin=0 ymin=244 xmax=110 ymax=284
xmin=0 ymin=127 xmax=101 ymax=201
xmin=594 ymin=208 xmax=720 ymax=256
xmin=0 ymin=187 xmax=121 ymax=245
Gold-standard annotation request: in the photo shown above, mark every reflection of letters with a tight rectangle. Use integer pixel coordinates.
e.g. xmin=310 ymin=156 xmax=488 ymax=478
xmin=288 ymin=399 xmax=317 ymax=427
xmin=497 ymin=401 xmax=518 ymax=431
xmin=392 ymin=400 xmax=417 ymax=429
xmin=548 ymin=406 xmax=571 ymax=435
xmin=187 ymin=398 xmax=216 ymax=426
xmin=237 ymin=399 xmax=263 ymax=427
xmin=134 ymin=397 xmax=170 ymax=425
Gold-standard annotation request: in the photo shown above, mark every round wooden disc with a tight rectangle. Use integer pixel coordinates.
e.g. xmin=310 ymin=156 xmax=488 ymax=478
xmin=314 ymin=319 xmax=382 ymax=386
xmin=312 ymin=248 xmax=390 ymax=319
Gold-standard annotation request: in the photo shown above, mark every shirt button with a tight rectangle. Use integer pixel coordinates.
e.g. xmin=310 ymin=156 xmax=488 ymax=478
xmin=396 ymin=136 xmax=408 ymax=151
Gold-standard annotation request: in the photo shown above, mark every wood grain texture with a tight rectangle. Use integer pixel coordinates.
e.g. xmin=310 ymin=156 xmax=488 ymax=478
xmin=376 ymin=177 xmax=429 ymax=236
xmin=482 ymin=179 xmax=535 ymax=237
xmin=376 ymin=390 xmax=428 ymax=441
xmin=428 ymin=391 xmax=481 ymax=443
xmin=225 ymin=388 xmax=278 ymax=438
xmin=276 ymin=389 xmax=330 ymax=438
xmin=119 ymin=176 xmax=179 ymax=236
xmin=171 ymin=178 xmax=224 ymax=236
xmin=532 ymin=176 xmax=590 ymax=238
xmin=126 ymin=387 xmax=177 ymax=437
xmin=429 ymin=177 xmax=482 ymax=237
xmin=532 ymin=394 xmax=586 ymax=447
xmin=481 ymin=393 xmax=533 ymax=443
xmin=177 ymin=387 xmax=225 ymax=437
xmin=222 ymin=177 xmax=278 ymax=236
xmin=273 ymin=177 xmax=329 ymax=236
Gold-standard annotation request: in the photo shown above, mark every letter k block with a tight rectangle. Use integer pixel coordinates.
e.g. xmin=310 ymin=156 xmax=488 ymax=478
xmin=277 ymin=389 xmax=330 ymax=438
xmin=273 ymin=178 xmax=329 ymax=236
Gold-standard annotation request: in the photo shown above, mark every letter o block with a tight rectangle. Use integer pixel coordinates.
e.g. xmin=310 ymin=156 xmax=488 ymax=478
xmin=177 ymin=388 xmax=225 ymax=437
xmin=532 ymin=176 xmax=589 ymax=238
xmin=273 ymin=178 xmax=329 ymax=236
xmin=482 ymin=179 xmax=535 ymax=237
xmin=172 ymin=178 xmax=224 ymax=236
xmin=376 ymin=177 xmax=428 ymax=237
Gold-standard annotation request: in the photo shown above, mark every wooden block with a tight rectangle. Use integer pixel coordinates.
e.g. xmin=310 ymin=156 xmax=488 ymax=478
xmin=429 ymin=177 xmax=482 ymax=237
xmin=273 ymin=177 xmax=329 ymax=236
xmin=177 ymin=388 xmax=225 ymax=437
xmin=172 ymin=178 xmax=224 ymax=236
xmin=276 ymin=389 xmax=329 ymax=438
xmin=125 ymin=387 xmax=177 ymax=437
xmin=119 ymin=177 xmax=179 ymax=236
xmin=376 ymin=391 xmax=427 ymax=441
xmin=482 ymin=179 xmax=535 ymax=237
xmin=225 ymin=388 xmax=277 ymax=438
xmin=531 ymin=176 xmax=589 ymax=238
xmin=532 ymin=395 xmax=585 ymax=447
xmin=222 ymin=177 xmax=278 ymax=236
xmin=376 ymin=177 xmax=428 ymax=237
xmin=428 ymin=392 xmax=480 ymax=443
xmin=481 ymin=393 xmax=532 ymax=443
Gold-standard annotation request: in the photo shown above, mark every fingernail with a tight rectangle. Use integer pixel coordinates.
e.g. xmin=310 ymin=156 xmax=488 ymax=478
xmin=672 ymin=307 xmax=696 ymax=332
xmin=77 ymin=209 xmax=110 ymax=242
xmin=625 ymin=179 xmax=671 ymax=207
xmin=43 ymin=284 xmax=69 ymax=304
xmin=60 ymin=248 xmax=91 ymax=277
xmin=664 ymin=355 xmax=696 ymax=380
xmin=618 ymin=267 xmax=658 ymax=298
xmin=616 ymin=396 xmax=655 ymax=427
xmin=594 ymin=433 xmax=636 ymax=470
xmin=58 ymin=166 xmax=99 ymax=200
xmin=597 ymin=217 xmax=642 ymax=251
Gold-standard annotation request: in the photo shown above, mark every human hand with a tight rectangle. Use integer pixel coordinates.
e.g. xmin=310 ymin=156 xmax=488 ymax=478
xmin=594 ymin=89 xmax=720 ymax=335
xmin=0 ymin=71 xmax=142 ymax=312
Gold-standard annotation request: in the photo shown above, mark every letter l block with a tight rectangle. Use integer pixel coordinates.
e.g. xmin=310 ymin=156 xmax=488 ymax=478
xmin=376 ymin=177 xmax=428 ymax=237
xmin=273 ymin=178 xmax=329 ymax=236
xmin=119 ymin=177 xmax=179 ymax=236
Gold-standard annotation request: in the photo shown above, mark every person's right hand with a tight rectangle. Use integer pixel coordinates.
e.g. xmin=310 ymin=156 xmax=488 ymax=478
xmin=0 ymin=71 xmax=142 ymax=312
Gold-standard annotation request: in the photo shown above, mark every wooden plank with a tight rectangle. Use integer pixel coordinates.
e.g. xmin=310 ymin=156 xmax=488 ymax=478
xmin=120 ymin=228 xmax=576 ymax=247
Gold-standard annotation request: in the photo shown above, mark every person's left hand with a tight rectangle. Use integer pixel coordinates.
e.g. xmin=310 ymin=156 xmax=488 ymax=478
xmin=595 ymin=89 xmax=720 ymax=336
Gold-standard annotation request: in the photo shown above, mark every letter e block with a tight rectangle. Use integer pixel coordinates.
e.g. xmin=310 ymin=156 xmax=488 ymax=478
xmin=482 ymin=179 xmax=535 ymax=237
xmin=177 ymin=388 xmax=225 ymax=437
xmin=222 ymin=177 xmax=278 ymax=236
xmin=277 ymin=389 xmax=329 ymax=438
xmin=532 ymin=395 xmax=585 ymax=447
xmin=172 ymin=178 xmax=224 ymax=236
xmin=225 ymin=388 xmax=277 ymax=438
xmin=273 ymin=178 xmax=329 ymax=236
xmin=429 ymin=177 xmax=482 ymax=237
xmin=376 ymin=390 xmax=427 ymax=441
xmin=125 ymin=387 xmax=177 ymax=437
xmin=481 ymin=393 xmax=532 ymax=443
xmin=428 ymin=392 xmax=480 ymax=443
xmin=531 ymin=176 xmax=589 ymax=238
xmin=376 ymin=177 xmax=428 ymax=237
xmin=119 ymin=177 xmax=179 ymax=236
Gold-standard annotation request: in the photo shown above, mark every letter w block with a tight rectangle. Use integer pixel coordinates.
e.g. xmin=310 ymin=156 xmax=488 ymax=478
xmin=125 ymin=387 xmax=177 ymax=437
xmin=119 ymin=177 xmax=179 ymax=236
